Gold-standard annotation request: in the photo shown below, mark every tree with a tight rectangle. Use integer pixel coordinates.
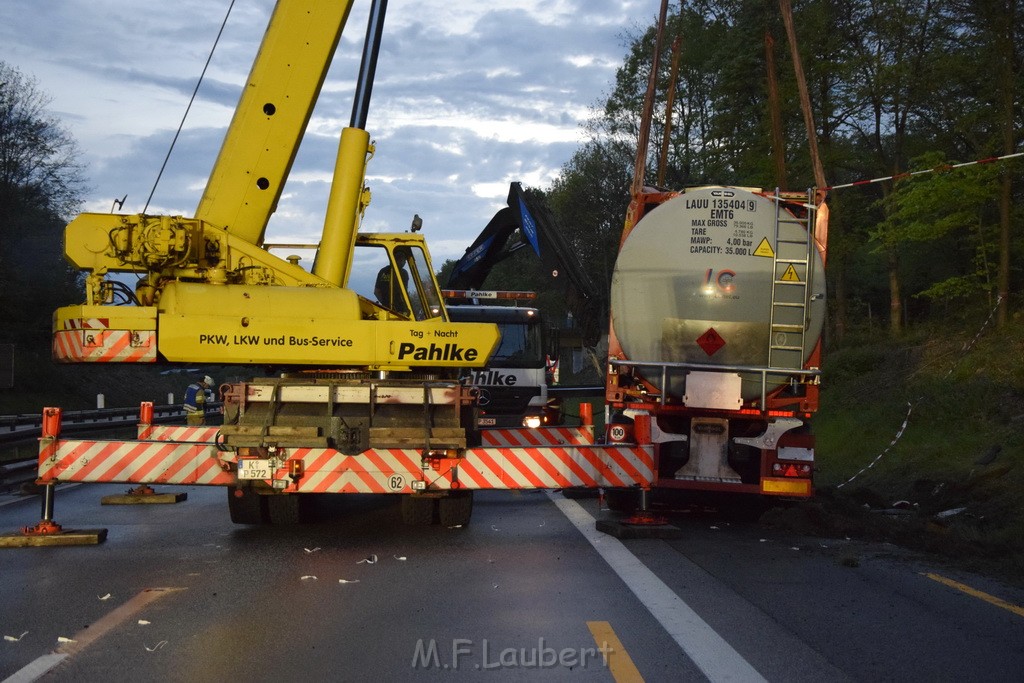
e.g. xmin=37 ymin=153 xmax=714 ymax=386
xmin=0 ymin=61 xmax=85 ymax=342
xmin=0 ymin=62 xmax=83 ymax=220
xmin=953 ymin=0 xmax=1021 ymax=327
xmin=546 ymin=140 xmax=634 ymax=341
xmin=873 ymin=152 xmax=1003 ymax=307
xmin=544 ymin=0 xmax=1022 ymax=340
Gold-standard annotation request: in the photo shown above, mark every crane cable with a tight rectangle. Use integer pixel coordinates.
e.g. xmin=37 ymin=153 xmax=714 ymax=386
xmin=821 ymin=151 xmax=1024 ymax=193
xmin=143 ymin=0 xmax=236 ymax=214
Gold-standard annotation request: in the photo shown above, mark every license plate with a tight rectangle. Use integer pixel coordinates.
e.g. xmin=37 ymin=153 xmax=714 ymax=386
xmin=478 ymin=417 xmax=496 ymax=426
xmin=237 ymin=459 xmax=273 ymax=480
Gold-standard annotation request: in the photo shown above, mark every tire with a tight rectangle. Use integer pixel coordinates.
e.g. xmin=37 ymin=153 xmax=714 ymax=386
xmin=438 ymin=491 xmax=473 ymax=527
xmin=401 ymin=495 xmax=436 ymax=525
xmin=227 ymin=486 xmax=267 ymax=524
xmin=604 ymin=488 xmax=639 ymax=514
xmin=266 ymin=494 xmax=305 ymax=525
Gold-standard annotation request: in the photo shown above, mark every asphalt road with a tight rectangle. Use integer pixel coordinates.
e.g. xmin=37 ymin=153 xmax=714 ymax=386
xmin=1 ymin=485 xmax=1023 ymax=682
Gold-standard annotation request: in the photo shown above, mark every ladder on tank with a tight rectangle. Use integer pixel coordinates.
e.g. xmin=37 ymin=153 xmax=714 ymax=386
xmin=767 ymin=188 xmax=817 ymax=369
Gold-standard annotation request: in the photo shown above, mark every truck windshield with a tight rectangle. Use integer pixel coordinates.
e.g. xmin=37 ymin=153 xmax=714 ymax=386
xmin=490 ymin=321 xmax=545 ymax=368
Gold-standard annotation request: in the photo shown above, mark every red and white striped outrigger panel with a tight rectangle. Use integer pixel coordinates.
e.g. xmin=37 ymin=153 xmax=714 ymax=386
xmin=53 ymin=318 xmax=156 ymax=363
xmin=38 ymin=439 xmax=233 ymax=486
xmin=480 ymin=426 xmax=595 ymax=447
xmin=38 ymin=433 xmax=653 ymax=493
xmin=459 ymin=443 xmax=652 ymax=490
xmin=138 ymin=425 xmax=221 ymax=442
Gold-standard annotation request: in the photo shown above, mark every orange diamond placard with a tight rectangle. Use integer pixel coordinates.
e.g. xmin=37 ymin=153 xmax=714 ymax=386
xmin=696 ymin=327 xmax=726 ymax=356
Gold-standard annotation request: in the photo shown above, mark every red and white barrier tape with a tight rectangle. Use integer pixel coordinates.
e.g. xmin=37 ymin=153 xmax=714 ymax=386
xmin=837 ymin=296 xmax=1002 ymax=489
xmin=822 ymin=152 xmax=1023 ymax=192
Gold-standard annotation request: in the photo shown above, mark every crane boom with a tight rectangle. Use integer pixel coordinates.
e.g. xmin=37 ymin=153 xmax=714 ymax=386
xmin=195 ymin=1 xmax=357 ymax=246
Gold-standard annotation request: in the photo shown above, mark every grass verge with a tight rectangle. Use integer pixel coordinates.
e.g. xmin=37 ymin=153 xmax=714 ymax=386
xmin=787 ymin=317 xmax=1024 ymax=581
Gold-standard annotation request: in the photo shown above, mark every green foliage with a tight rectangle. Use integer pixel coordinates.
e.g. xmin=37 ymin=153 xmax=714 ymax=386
xmin=545 ymin=141 xmax=632 ymax=340
xmin=544 ymin=0 xmax=1024 ymax=333
xmin=816 ymin=316 xmax=1024 ymax=571
xmin=869 ymin=152 xmax=1008 ymax=304
xmin=872 ymin=153 xmax=1002 ymax=246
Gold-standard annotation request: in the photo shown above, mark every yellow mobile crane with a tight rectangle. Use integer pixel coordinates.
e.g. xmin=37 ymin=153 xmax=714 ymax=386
xmin=50 ymin=0 xmax=503 ymax=522
xmin=55 ymin=3 xmax=499 ymax=431
xmin=27 ymin=0 xmax=654 ymax=534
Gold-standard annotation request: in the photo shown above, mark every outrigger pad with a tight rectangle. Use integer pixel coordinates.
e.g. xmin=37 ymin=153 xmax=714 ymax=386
xmin=101 ymin=492 xmax=187 ymax=505
xmin=0 ymin=528 xmax=108 ymax=547
xmin=595 ymin=517 xmax=683 ymax=540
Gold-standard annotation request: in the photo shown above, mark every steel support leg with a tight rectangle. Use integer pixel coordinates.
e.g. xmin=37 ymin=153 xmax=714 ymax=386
xmin=23 ymin=484 xmax=63 ymax=535
xmin=41 ymin=484 xmax=55 ymax=522
xmin=624 ymin=487 xmax=668 ymax=526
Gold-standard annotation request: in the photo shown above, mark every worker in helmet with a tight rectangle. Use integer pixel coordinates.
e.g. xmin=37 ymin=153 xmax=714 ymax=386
xmin=184 ymin=375 xmax=215 ymax=426
xmin=374 ymin=264 xmax=410 ymax=315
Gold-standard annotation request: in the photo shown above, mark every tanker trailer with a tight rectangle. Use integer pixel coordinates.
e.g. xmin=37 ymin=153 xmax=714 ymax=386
xmin=605 ymin=186 xmax=827 ymax=502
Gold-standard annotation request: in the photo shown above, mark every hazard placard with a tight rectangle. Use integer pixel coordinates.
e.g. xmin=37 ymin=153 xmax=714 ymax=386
xmin=781 ymin=264 xmax=801 ymax=282
xmin=753 ymin=238 xmax=775 ymax=258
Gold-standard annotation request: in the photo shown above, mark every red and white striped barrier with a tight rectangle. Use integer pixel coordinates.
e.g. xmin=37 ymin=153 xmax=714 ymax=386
xmin=138 ymin=425 xmax=220 ymax=443
xmin=822 ymin=151 xmax=1024 ymax=191
xmin=53 ymin=318 xmax=156 ymax=363
xmin=37 ymin=438 xmax=652 ymax=493
xmin=480 ymin=426 xmax=595 ymax=447
xmin=38 ymin=440 xmax=232 ymax=486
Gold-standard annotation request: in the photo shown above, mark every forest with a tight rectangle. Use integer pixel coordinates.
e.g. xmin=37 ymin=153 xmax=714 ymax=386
xmin=463 ymin=0 xmax=1022 ymax=350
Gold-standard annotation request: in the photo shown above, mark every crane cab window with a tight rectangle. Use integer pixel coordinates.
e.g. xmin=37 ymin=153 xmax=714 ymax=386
xmin=393 ymin=245 xmax=445 ymax=321
xmin=354 ymin=243 xmax=446 ymax=322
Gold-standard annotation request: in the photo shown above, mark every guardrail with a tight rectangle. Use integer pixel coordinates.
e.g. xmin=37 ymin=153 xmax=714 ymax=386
xmin=1 ymin=389 xmax=600 ymax=442
xmin=0 ymin=403 xmax=225 ymax=493
xmin=0 ymin=458 xmax=39 ymax=494
xmin=0 ymin=403 xmax=222 ymax=447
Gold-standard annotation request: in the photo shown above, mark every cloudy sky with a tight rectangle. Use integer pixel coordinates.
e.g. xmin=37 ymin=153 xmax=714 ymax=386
xmin=2 ymin=0 xmax=652 ymax=271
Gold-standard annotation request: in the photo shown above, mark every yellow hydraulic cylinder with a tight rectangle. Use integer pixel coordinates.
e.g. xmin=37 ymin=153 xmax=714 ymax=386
xmin=313 ymin=127 xmax=371 ymax=287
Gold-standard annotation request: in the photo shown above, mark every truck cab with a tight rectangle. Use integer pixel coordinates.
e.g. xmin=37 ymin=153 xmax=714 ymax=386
xmin=446 ymin=293 xmax=555 ymax=428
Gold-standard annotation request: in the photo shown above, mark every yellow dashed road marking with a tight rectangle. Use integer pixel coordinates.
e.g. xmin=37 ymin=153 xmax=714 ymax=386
xmin=587 ymin=620 xmax=644 ymax=683
xmin=924 ymin=572 xmax=1024 ymax=618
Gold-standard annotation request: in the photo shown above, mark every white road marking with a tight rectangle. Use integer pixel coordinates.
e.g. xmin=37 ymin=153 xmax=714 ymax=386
xmin=1 ymin=588 xmax=182 ymax=683
xmin=0 ymin=484 xmax=82 ymax=509
xmin=2 ymin=654 xmax=68 ymax=683
xmin=549 ymin=493 xmax=767 ymax=683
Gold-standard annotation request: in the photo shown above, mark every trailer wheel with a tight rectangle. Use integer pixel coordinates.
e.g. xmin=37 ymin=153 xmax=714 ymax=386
xmin=266 ymin=494 xmax=306 ymax=524
xmin=438 ymin=491 xmax=473 ymax=527
xmin=227 ymin=486 xmax=267 ymax=525
xmin=401 ymin=495 xmax=436 ymax=525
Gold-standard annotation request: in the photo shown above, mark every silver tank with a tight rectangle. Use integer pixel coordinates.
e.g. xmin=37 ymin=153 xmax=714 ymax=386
xmin=610 ymin=186 xmax=826 ymax=402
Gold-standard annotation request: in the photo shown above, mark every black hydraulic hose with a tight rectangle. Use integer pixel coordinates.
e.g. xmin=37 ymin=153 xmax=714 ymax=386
xmin=350 ymin=0 xmax=388 ymax=130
